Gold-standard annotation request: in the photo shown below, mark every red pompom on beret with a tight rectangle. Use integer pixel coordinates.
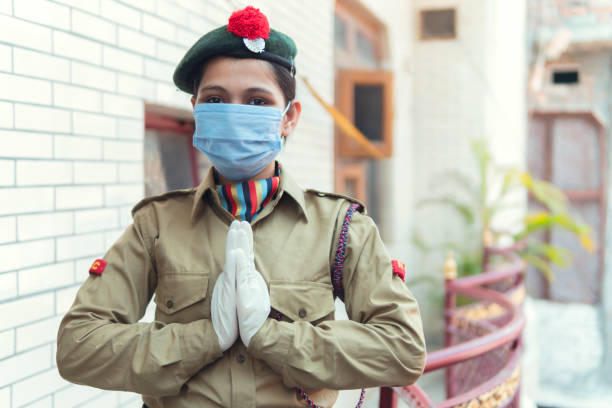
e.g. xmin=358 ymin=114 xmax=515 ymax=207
xmin=227 ymin=6 xmax=270 ymax=40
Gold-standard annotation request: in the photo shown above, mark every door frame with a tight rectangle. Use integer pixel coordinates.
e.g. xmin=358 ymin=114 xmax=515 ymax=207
xmin=529 ymin=110 xmax=607 ymax=302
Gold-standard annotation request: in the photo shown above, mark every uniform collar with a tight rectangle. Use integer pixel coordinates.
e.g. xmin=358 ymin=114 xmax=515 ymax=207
xmin=191 ymin=161 xmax=309 ymax=222
xmin=278 ymin=164 xmax=309 ymax=221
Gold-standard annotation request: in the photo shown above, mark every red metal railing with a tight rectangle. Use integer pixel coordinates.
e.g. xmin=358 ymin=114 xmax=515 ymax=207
xmin=380 ymin=243 xmax=526 ymax=408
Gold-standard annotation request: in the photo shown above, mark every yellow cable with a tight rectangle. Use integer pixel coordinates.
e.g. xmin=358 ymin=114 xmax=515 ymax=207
xmin=300 ymin=76 xmax=384 ymax=159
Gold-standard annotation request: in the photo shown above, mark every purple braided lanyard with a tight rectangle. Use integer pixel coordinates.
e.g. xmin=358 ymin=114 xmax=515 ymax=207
xmin=274 ymin=203 xmax=366 ymax=408
xmin=332 ymin=203 xmax=361 ymax=302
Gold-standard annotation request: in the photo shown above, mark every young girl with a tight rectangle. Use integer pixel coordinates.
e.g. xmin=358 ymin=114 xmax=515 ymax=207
xmin=56 ymin=6 xmax=426 ymax=408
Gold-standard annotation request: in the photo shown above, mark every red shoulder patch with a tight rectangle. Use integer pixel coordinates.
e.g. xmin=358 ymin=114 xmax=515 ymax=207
xmin=89 ymin=259 xmax=107 ymax=276
xmin=391 ymin=260 xmax=406 ymax=281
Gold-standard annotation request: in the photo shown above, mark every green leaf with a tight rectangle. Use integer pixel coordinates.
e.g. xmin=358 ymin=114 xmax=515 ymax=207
xmin=416 ymin=197 xmax=476 ymax=224
xmin=499 ymin=167 xmax=520 ymax=198
xmin=527 ymin=241 xmax=572 ymax=267
xmin=520 ymin=174 xmax=568 ymax=214
xmin=458 ymin=255 xmax=483 ymax=277
xmin=523 ymin=254 xmax=555 ymax=282
xmin=470 ymin=140 xmax=489 ymax=206
xmin=427 ymin=170 xmax=480 ymax=203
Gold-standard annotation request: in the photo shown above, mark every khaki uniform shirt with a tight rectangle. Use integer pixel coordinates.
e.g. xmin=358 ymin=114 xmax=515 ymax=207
xmin=56 ymin=164 xmax=426 ymax=408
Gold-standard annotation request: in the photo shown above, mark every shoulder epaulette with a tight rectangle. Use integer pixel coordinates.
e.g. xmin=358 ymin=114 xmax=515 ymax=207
xmin=305 ymin=189 xmax=366 ymax=213
xmin=131 ymin=188 xmax=196 ymax=216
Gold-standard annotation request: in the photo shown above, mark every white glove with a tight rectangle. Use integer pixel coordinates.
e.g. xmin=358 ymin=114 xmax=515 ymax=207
xmin=234 ymin=222 xmax=270 ymax=347
xmin=211 ymin=221 xmax=248 ymax=351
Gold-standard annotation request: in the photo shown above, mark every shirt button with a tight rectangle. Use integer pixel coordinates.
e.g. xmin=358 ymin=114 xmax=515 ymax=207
xmin=166 ymin=300 xmax=173 ymax=309
xmin=236 ymin=354 xmax=246 ymax=364
xmin=298 ymin=308 xmax=307 ymax=318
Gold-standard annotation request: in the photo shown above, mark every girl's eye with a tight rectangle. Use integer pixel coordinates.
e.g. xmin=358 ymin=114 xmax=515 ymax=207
xmin=205 ymin=96 xmax=222 ymax=103
xmin=249 ymin=98 xmax=266 ymax=106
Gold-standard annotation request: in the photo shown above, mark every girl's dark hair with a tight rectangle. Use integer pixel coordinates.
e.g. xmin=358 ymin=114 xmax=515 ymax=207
xmin=191 ymin=58 xmax=296 ymax=105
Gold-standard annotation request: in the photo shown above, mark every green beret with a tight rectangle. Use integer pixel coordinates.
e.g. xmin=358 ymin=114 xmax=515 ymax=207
xmin=173 ymin=6 xmax=297 ymax=95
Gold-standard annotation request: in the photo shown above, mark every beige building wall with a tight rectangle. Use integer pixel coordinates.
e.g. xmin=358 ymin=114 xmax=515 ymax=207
xmin=410 ymin=0 xmax=527 ymax=305
xmin=412 ymin=0 xmax=527 ymax=244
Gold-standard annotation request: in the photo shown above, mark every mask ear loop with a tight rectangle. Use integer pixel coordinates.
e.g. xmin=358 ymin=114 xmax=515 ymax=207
xmin=282 ymin=100 xmax=292 ymax=116
xmin=281 ymin=101 xmax=292 ymax=146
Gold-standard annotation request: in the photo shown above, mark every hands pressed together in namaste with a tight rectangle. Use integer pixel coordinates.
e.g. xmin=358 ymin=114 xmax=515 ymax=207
xmin=210 ymin=220 xmax=271 ymax=351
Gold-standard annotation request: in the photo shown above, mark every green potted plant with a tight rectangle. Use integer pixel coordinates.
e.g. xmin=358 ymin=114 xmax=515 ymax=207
xmin=412 ymin=140 xmax=595 ymax=282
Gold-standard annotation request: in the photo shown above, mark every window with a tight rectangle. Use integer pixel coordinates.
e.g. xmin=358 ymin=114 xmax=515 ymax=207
xmin=354 ymin=84 xmax=383 ymax=141
xmin=420 ymin=8 xmax=456 ymax=40
xmin=553 ymin=70 xmax=579 ymax=84
xmin=356 ymin=31 xmax=377 ymax=66
xmin=337 ymin=70 xmax=393 ymax=158
xmin=334 ymin=0 xmax=386 ymax=70
xmin=144 ymin=105 xmax=211 ymax=197
xmin=335 ymin=162 xmax=366 ymax=204
xmin=334 ymin=14 xmax=348 ymax=49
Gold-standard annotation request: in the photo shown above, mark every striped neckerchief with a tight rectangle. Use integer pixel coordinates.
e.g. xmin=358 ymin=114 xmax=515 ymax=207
xmin=214 ymin=162 xmax=281 ymax=223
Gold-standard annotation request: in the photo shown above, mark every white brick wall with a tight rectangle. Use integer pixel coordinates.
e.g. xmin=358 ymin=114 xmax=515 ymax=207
xmin=0 ymin=293 xmax=55 ymax=331
xmin=12 ymin=369 xmax=66 ymax=407
xmin=14 ymin=104 xmax=71 ymax=133
xmin=0 ymin=130 xmax=53 ymax=158
xmin=0 ymin=72 xmax=52 ymax=105
xmin=71 ymin=61 xmax=116 ymax=91
xmin=118 ymin=27 xmax=156 ymax=57
xmin=0 ymin=160 xmax=14 ymax=185
xmin=103 ymin=45 xmax=144 ymax=75
xmin=14 ymin=49 xmax=70 ymax=81
xmin=0 ymin=101 xmax=13 ymax=127
xmin=0 ymin=240 xmax=55 ymax=273
xmin=55 ymin=186 xmax=104 ymax=209
xmin=100 ymin=0 xmax=141 ymax=28
xmin=71 ymin=9 xmax=117 ymax=43
xmin=0 ymin=272 xmax=17 ymax=302
xmin=16 ymin=316 xmax=63 ymax=353
xmin=0 ymin=217 xmax=16 ymax=244
xmin=0 ymin=0 xmax=11 ymax=14
xmin=0 ymin=14 xmax=52 ymax=51
xmin=54 ymin=135 xmax=103 ymax=159
xmin=74 ymin=161 xmax=118 ymax=184
xmin=0 ymin=187 xmax=54 ymax=214
xmin=53 ymin=31 xmax=102 ymax=65
xmin=18 ymin=212 xmax=73 ymax=240
xmin=14 ymin=0 xmax=71 ymax=30
xmin=16 ymin=160 xmax=72 ymax=186
xmin=53 ymin=83 xmax=102 ymax=113
xmin=73 ymin=112 xmax=116 ymax=137
xmin=18 ymin=262 xmax=73 ymax=295
xmin=0 ymin=329 xmax=15 ymax=359
xmin=0 ymin=1 xmax=335 ymax=407
xmin=0 ymin=345 xmax=53 ymax=387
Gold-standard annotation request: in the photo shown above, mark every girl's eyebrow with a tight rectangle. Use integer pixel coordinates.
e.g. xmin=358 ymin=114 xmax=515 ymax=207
xmin=200 ymin=85 xmax=227 ymax=93
xmin=244 ymin=87 xmax=274 ymax=95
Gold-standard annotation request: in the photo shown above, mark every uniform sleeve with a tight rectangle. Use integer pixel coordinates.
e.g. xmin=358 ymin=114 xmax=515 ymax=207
xmin=247 ymin=206 xmax=426 ymax=390
xmin=56 ymin=207 xmax=223 ymax=397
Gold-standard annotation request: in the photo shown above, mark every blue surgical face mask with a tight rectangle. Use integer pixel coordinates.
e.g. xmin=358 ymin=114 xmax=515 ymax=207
xmin=192 ymin=102 xmax=291 ymax=181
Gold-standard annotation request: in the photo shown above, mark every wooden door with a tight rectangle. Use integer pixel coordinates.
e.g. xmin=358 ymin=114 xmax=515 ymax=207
xmin=527 ymin=112 xmax=606 ymax=303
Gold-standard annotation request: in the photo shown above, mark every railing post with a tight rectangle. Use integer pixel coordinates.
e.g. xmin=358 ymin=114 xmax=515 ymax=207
xmin=443 ymin=252 xmax=457 ymax=399
xmin=378 ymin=387 xmax=398 ymax=408
xmin=481 ymin=227 xmax=493 ymax=272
